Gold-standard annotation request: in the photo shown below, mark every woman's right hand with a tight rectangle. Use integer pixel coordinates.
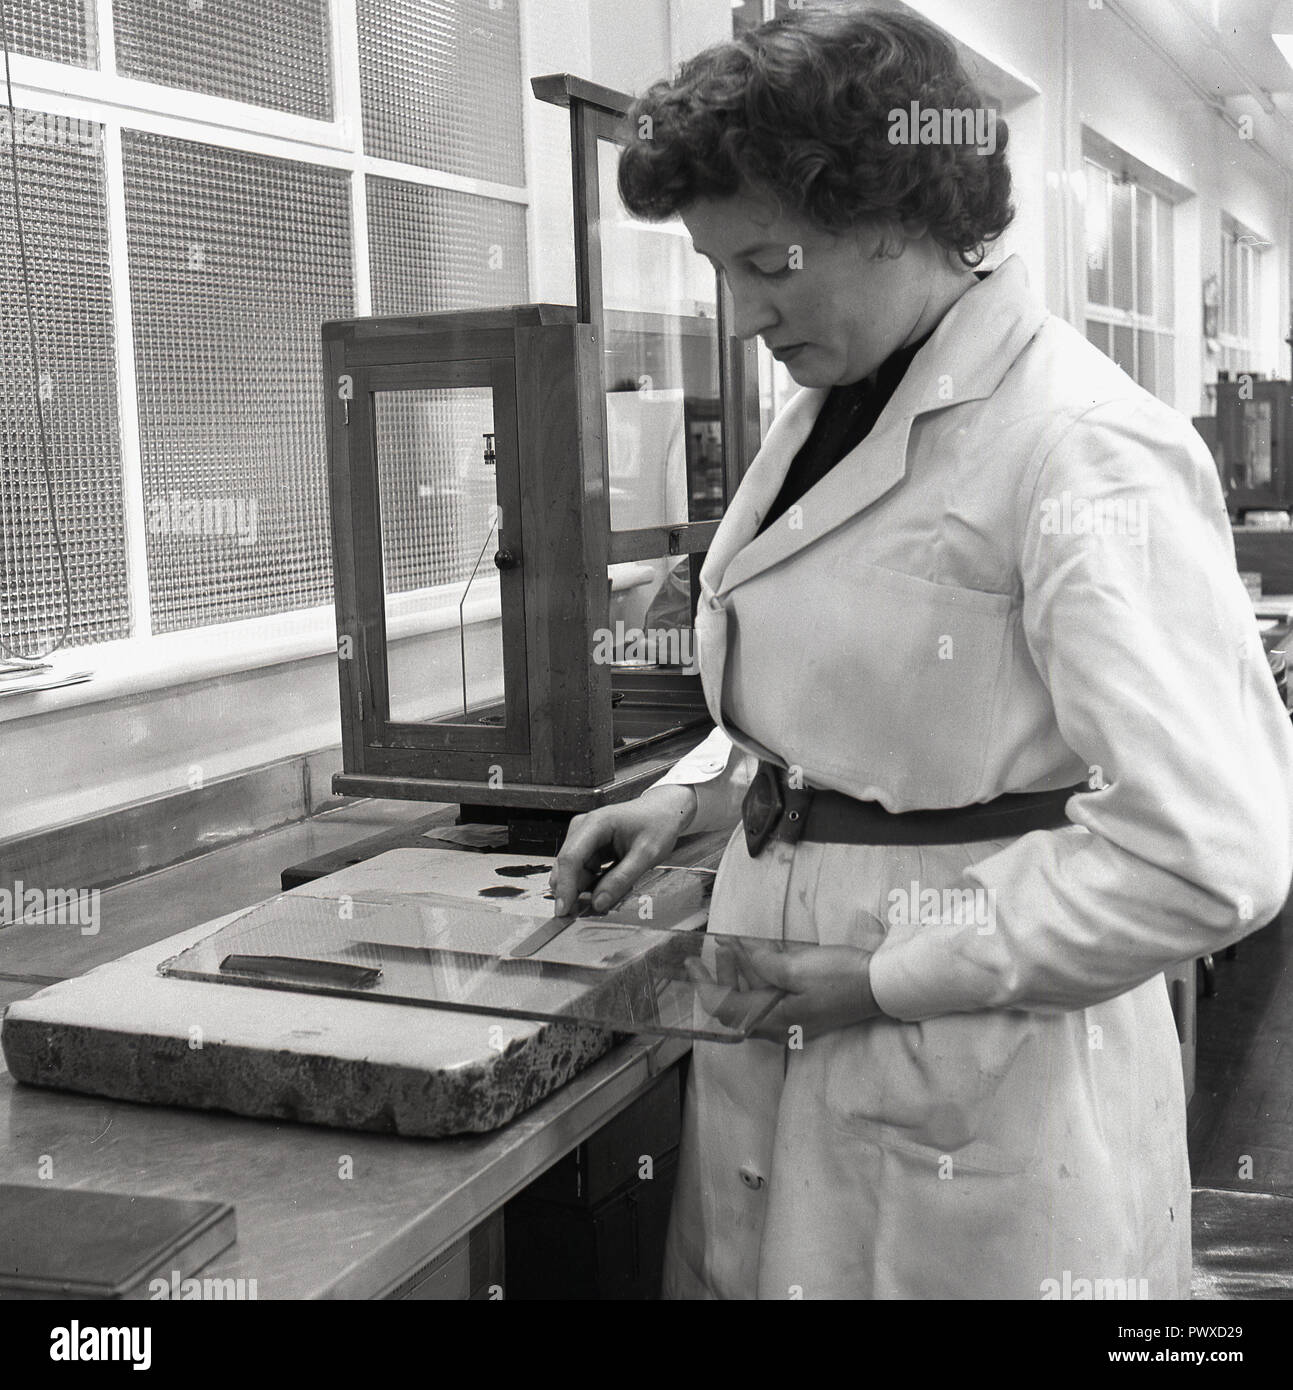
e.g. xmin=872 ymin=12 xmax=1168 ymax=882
xmin=548 ymin=785 xmax=699 ymax=915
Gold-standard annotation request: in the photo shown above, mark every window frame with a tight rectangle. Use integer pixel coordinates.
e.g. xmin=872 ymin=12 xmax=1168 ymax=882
xmin=1082 ymin=150 xmax=1176 ymax=403
xmin=0 ymin=0 xmax=532 ymax=701
xmin=1217 ymin=213 xmax=1266 ymax=378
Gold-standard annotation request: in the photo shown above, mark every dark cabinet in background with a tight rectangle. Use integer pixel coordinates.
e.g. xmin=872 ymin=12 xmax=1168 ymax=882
xmin=1214 ymin=378 xmax=1292 ymax=515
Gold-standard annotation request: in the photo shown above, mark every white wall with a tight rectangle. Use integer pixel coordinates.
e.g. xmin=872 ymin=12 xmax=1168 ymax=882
xmin=588 ymin=0 xmax=671 ymax=89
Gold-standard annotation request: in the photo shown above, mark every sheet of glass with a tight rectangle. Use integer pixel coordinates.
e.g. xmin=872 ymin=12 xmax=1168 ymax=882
xmin=598 ymin=138 xmax=725 ymax=526
xmin=374 ymin=386 xmax=505 ymax=726
xmin=157 ymin=875 xmax=796 ymax=1043
xmin=605 ymin=386 xmax=689 ymax=531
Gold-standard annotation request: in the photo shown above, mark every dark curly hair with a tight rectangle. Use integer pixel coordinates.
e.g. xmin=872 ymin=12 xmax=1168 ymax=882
xmin=618 ymin=5 xmax=1014 ymax=268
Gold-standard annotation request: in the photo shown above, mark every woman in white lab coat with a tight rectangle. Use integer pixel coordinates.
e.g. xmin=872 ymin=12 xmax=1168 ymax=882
xmin=550 ymin=7 xmax=1293 ymax=1299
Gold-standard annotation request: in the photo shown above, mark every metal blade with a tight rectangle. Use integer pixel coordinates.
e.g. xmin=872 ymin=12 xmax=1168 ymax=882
xmin=507 ymin=900 xmax=595 ymax=959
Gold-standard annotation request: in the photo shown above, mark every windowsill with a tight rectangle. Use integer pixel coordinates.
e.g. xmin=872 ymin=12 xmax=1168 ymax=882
xmin=0 ymin=590 xmax=500 ymax=726
xmin=0 ymin=563 xmax=659 ymax=725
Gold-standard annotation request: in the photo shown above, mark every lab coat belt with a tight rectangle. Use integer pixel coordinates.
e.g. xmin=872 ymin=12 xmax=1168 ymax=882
xmin=741 ymin=760 xmax=1084 ymax=857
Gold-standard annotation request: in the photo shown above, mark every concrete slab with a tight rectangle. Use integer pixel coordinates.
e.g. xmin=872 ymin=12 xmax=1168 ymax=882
xmin=0 ymin=849 xmax=640 ymax=1138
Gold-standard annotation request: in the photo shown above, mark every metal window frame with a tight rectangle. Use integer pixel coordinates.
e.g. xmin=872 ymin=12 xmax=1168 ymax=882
xmin=1082 ymin=154 xmax=1176 ymax=398
xmin=1218 ymin=214 xmax=1266 ymax=369
xmin=1 ymin=0 xmax=532 ymax=664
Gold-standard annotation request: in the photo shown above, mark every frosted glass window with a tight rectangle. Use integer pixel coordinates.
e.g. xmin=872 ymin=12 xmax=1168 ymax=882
xmin=0 ymin=0 xmax=96 ymax=67
xmin=121 ymin=130 xmax=353 ymax=631
xmin=367 ymin=178 xmax=528 ymax=315
xmin=0 ymin=108 xmax=126 ymax=654
xmin=358 ymin=0 xmax=525 ymax=185
xmin=114 ymin=0 xmax=334 ymax=120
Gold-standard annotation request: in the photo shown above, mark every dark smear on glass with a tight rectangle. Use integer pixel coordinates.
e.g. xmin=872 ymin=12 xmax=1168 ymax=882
xmin=495 ymin=864 xmax=551 ymax=878
xmin=479 ymin=885 xmax=526 ymax=898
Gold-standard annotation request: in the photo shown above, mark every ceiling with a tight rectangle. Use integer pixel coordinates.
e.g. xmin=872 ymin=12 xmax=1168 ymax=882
xmin=1112 ymin=0 xmax=1293 ymax=176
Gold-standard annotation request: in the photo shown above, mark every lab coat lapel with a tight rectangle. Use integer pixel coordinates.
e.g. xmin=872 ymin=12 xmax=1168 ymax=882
xmin=712 ymin=255 xmax=1047 ymax=597
xmin=692 ymin=392 xmax=826 ymax=750
xmin=696 ymin=385 xmax=824 ymax=594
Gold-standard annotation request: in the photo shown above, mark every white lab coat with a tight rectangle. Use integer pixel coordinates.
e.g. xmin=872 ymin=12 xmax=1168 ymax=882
xmin=649 ymin=254 xmax=1293 ymax=1300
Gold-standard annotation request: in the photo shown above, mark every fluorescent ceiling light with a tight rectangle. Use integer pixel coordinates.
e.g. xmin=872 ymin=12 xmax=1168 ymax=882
xmin=1274 ymin=0 xmax=1293 ymax=69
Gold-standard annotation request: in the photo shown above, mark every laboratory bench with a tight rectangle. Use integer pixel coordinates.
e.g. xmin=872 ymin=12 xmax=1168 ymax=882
xmin=0 ymin=801 xmax=727 ymax=1300
xmin=0 ymin=1006 xmax=688 ymax=1299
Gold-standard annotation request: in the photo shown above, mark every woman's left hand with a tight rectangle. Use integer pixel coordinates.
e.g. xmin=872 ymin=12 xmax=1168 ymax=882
xmin=685 ymin=939 xmax=881 ymax=1044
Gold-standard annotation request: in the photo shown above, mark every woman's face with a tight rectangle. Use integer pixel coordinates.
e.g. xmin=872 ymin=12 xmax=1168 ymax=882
xmin=681 ymin=190 xmax=949 ymax=389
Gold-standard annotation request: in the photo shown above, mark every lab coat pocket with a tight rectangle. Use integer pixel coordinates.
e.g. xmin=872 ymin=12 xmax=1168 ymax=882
xmin=720 ymin=554 xmax=1014 ymax=807
xmin=822 ymin=1007 xmax=1052 ymax=1175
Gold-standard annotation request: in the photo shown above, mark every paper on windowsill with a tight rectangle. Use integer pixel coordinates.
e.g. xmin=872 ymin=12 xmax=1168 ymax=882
xmin=0 ymin=662 xmax=93 ymax=697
